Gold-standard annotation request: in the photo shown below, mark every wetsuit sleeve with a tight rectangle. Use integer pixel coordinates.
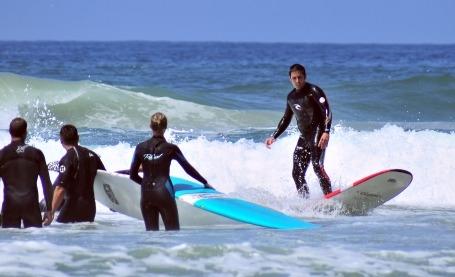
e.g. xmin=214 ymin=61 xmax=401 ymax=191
xmin=311 ymin=86 xmax=332 ymax=133
xmin=53 ymin=153 xmax=75 ymax=189
xmin=173 ymin=146 xmax=208 ymax=185
xmin=38 ymin=150 xmax=53 ymax=211
xmin=0 ymin=149 xmax=4 ymax=172
xmin=271 ymin=101 xmax=293 ymax=139
xmin=97 ymin=155 xmax=106 ymax=171
xmin=129 ymin=146 xmax=142 ymax=184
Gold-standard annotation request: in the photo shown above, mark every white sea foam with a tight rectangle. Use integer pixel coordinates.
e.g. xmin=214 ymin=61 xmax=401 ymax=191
xmin=0 ymin=239 xmax=452 ymax=276
xmin=1 ymin=124 xmax=453 ymax=215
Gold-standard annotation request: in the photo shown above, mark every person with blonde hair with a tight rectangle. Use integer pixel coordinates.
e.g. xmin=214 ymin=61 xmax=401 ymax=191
xmin=130 ymin=112 xmax=212 ymax=231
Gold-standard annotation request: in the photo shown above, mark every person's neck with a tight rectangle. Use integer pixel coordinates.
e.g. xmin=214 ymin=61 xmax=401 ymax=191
xmin=295 ymin=84 xmax=307 ymax=93
xmin=152 ymin=131 xmax=165 ymax=138
xmin=62 ymin=144 xmax=76 ymax=151
xmin=11 ymin=137 xmax=24 ymax=143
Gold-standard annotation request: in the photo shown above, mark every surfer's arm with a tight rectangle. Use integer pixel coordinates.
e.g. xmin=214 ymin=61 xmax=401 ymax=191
xmin=46 ymin=160 xmax=71 ymax=225
xmin=38 ymin=151 xmax=53 ymax=212
xmin=311 ymin=86 xmax=331 ymax=149
xmin=311 ymin=86 xmax=332 ymax=133
xmin=38 ymin=152 xmax=54 ymax=226
xmin=50 ymin=185 xmax=65 ymax=215
xmin=271 ymin=102 xmax=293 ymax=139
xmin=174 ymin=147 xmax=208 ymax=186
xmin=47 ymin=156 xmax=74 ymax=221
xmin=97 ymin=154 xmax=106 ymax=171
xmin=52 ymin=155 xmax=75 ymax=190
xmin=129 ymin=147 xmax=143 ymax=184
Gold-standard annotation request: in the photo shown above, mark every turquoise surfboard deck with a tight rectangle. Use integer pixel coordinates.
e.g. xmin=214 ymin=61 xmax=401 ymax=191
xmin=172 ymin=177 xmax=316 ymax=230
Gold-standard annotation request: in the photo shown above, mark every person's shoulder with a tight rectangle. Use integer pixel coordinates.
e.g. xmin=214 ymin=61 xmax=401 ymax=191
xmin=305 ymin=82 xmax=320 ymax=91
xmin=22 ymin=144 xmax=44 ymax=157
xmin=287 ymin=89 xmax=296 ymax=98
xmin=0 ymin=143 xmax=14 ymax=161
xmin=76 ymin=145 xmax=89 ymax=152
xmin=133 ymin=139 xmax=152 ymax=156
xmin=63 ymin=147 xmax=77 ymax=160
xmin=306 ymin=82 xmax=325 ymax=95
xmin=29 ymin=145 xmax=45 ymax=155
xmin=0 ymin=143 xmax=13 ymax=157
xmin=166 ymin=142 xmax=180 ymax=152
xmin=286 ymin=89 xmax=298 ymax=102
xmin=84 ymin=147 xmax=101 ymax=159
xmin=0 ymin=143 xmax=11 ymax=152
xmin=136 ymin=139 xmax=151 ymax=150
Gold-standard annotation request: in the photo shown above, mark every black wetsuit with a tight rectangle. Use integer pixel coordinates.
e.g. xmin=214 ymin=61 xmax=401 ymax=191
xmin=272 ymin=82 xmax=332 ymax=196
xmin=130 ymin=136 xmax=208 ymax=231
xmin=53 ymin=145 xmax=105 ymax=223
xmin=0 ymin=141 xmax=53 ymax=228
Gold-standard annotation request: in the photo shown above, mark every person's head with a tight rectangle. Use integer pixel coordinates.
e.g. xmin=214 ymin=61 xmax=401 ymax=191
xmin=288 ymin=63 xmax=306 ymax=90
xmin=150 ymin=112 xmax=167 ymax=135
xmin=59 ymin=124 xmax=79 ymax=146
xmin=9 ymin=117 xmax=27 ymax=141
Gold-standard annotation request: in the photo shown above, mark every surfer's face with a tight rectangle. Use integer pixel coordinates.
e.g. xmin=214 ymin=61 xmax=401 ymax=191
xmin=290 ymin=71 xmax=306 ymax=90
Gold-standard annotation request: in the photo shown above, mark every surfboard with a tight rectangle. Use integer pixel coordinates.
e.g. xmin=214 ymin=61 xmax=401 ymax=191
xmin=93 ymin=170 xmax=317 ymax=230
xmin=322 ymin=169 xmax=413 ymax=215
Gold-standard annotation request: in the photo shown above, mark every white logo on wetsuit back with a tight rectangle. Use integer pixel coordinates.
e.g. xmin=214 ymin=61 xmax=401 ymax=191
xmin=59 ymin=165 xmax=66 ymax=173
xmin=144 ymin=153 xmax=163 ymax=160
xmin=16 ymin=145 xmax=28 ymax=154
xmin=319 ymin=97 xmax=326 ymax=104
xmin=293 ymin=104 xmax=302 ymax=111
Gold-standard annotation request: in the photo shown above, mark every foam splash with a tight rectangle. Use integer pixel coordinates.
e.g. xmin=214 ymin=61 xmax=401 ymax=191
xmin=1 ymin=124 xmax=453 ymax=215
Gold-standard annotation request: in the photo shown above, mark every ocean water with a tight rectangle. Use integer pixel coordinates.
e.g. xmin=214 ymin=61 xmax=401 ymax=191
xmin=0 ymin=42 xmax=454 ymax=276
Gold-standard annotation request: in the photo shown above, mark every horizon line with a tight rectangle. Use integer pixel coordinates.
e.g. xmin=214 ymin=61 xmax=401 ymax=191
xmin=1 ymin=39 xmax=454 ymax=46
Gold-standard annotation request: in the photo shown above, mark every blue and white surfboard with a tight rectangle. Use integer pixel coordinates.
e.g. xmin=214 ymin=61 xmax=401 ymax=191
xmin=93 ymin=171 xmax=317 ymax=230
xmin=172 ymin=177 xmax=316 ymax=229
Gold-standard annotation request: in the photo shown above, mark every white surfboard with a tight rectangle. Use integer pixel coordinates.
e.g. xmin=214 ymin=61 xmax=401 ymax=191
xmin=322 ymin=169 xmax=413 ymax=215
xmin=93 ymin=171 xmax=316 ymax=230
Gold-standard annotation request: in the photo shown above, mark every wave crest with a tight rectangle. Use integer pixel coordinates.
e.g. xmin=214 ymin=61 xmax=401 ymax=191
xmin=0 ymin=73 xmax=278 ymax=130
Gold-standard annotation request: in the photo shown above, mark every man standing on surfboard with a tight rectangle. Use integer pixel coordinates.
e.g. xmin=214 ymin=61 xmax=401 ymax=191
xmin=265 ymin=64 xmax=332 ymax=197
xmin=130 ymin=112 xmax=213 ymax=231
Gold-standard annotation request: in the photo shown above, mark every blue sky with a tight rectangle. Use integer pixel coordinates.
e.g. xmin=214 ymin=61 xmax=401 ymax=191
xmin=1 ymin=0 xmax=454 ymax=44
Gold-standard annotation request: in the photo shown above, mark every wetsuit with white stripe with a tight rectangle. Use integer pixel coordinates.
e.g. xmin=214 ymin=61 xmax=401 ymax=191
xmin=272 ymin=82 xmax=332 ymax=196
xmin=53 ymin=145 xmax=105 ymax=223
xmin=130 ymin=136 xmax=207 ymax=231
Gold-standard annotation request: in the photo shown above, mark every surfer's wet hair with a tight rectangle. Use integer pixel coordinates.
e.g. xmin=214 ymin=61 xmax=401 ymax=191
xmin=60 ymin=124 xmax=79 ymax=146
xmin=9 ymin=117 xmax=27 ymax=140
xmin=289 ymin=63 xmax=306 ymax=78
xmin=150 ymin=112 xmax=167 ymax=132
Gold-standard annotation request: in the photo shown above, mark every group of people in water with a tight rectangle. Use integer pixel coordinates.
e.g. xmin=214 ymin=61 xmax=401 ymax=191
xmin=0 ymin=63 xmax=332 ymax=231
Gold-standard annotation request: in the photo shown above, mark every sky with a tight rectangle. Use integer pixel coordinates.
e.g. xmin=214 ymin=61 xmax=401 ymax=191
xmin=1 ymin=0 xmax=454 ymax=44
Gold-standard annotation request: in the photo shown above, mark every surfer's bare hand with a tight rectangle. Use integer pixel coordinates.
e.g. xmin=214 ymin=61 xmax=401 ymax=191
xmin=42 ymin=211 xmax=54 ymax=226
xmin=265 ymin=137 xmax=276 ymax=149
xmin=318 ymin=132 xmax=330 ymax=149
